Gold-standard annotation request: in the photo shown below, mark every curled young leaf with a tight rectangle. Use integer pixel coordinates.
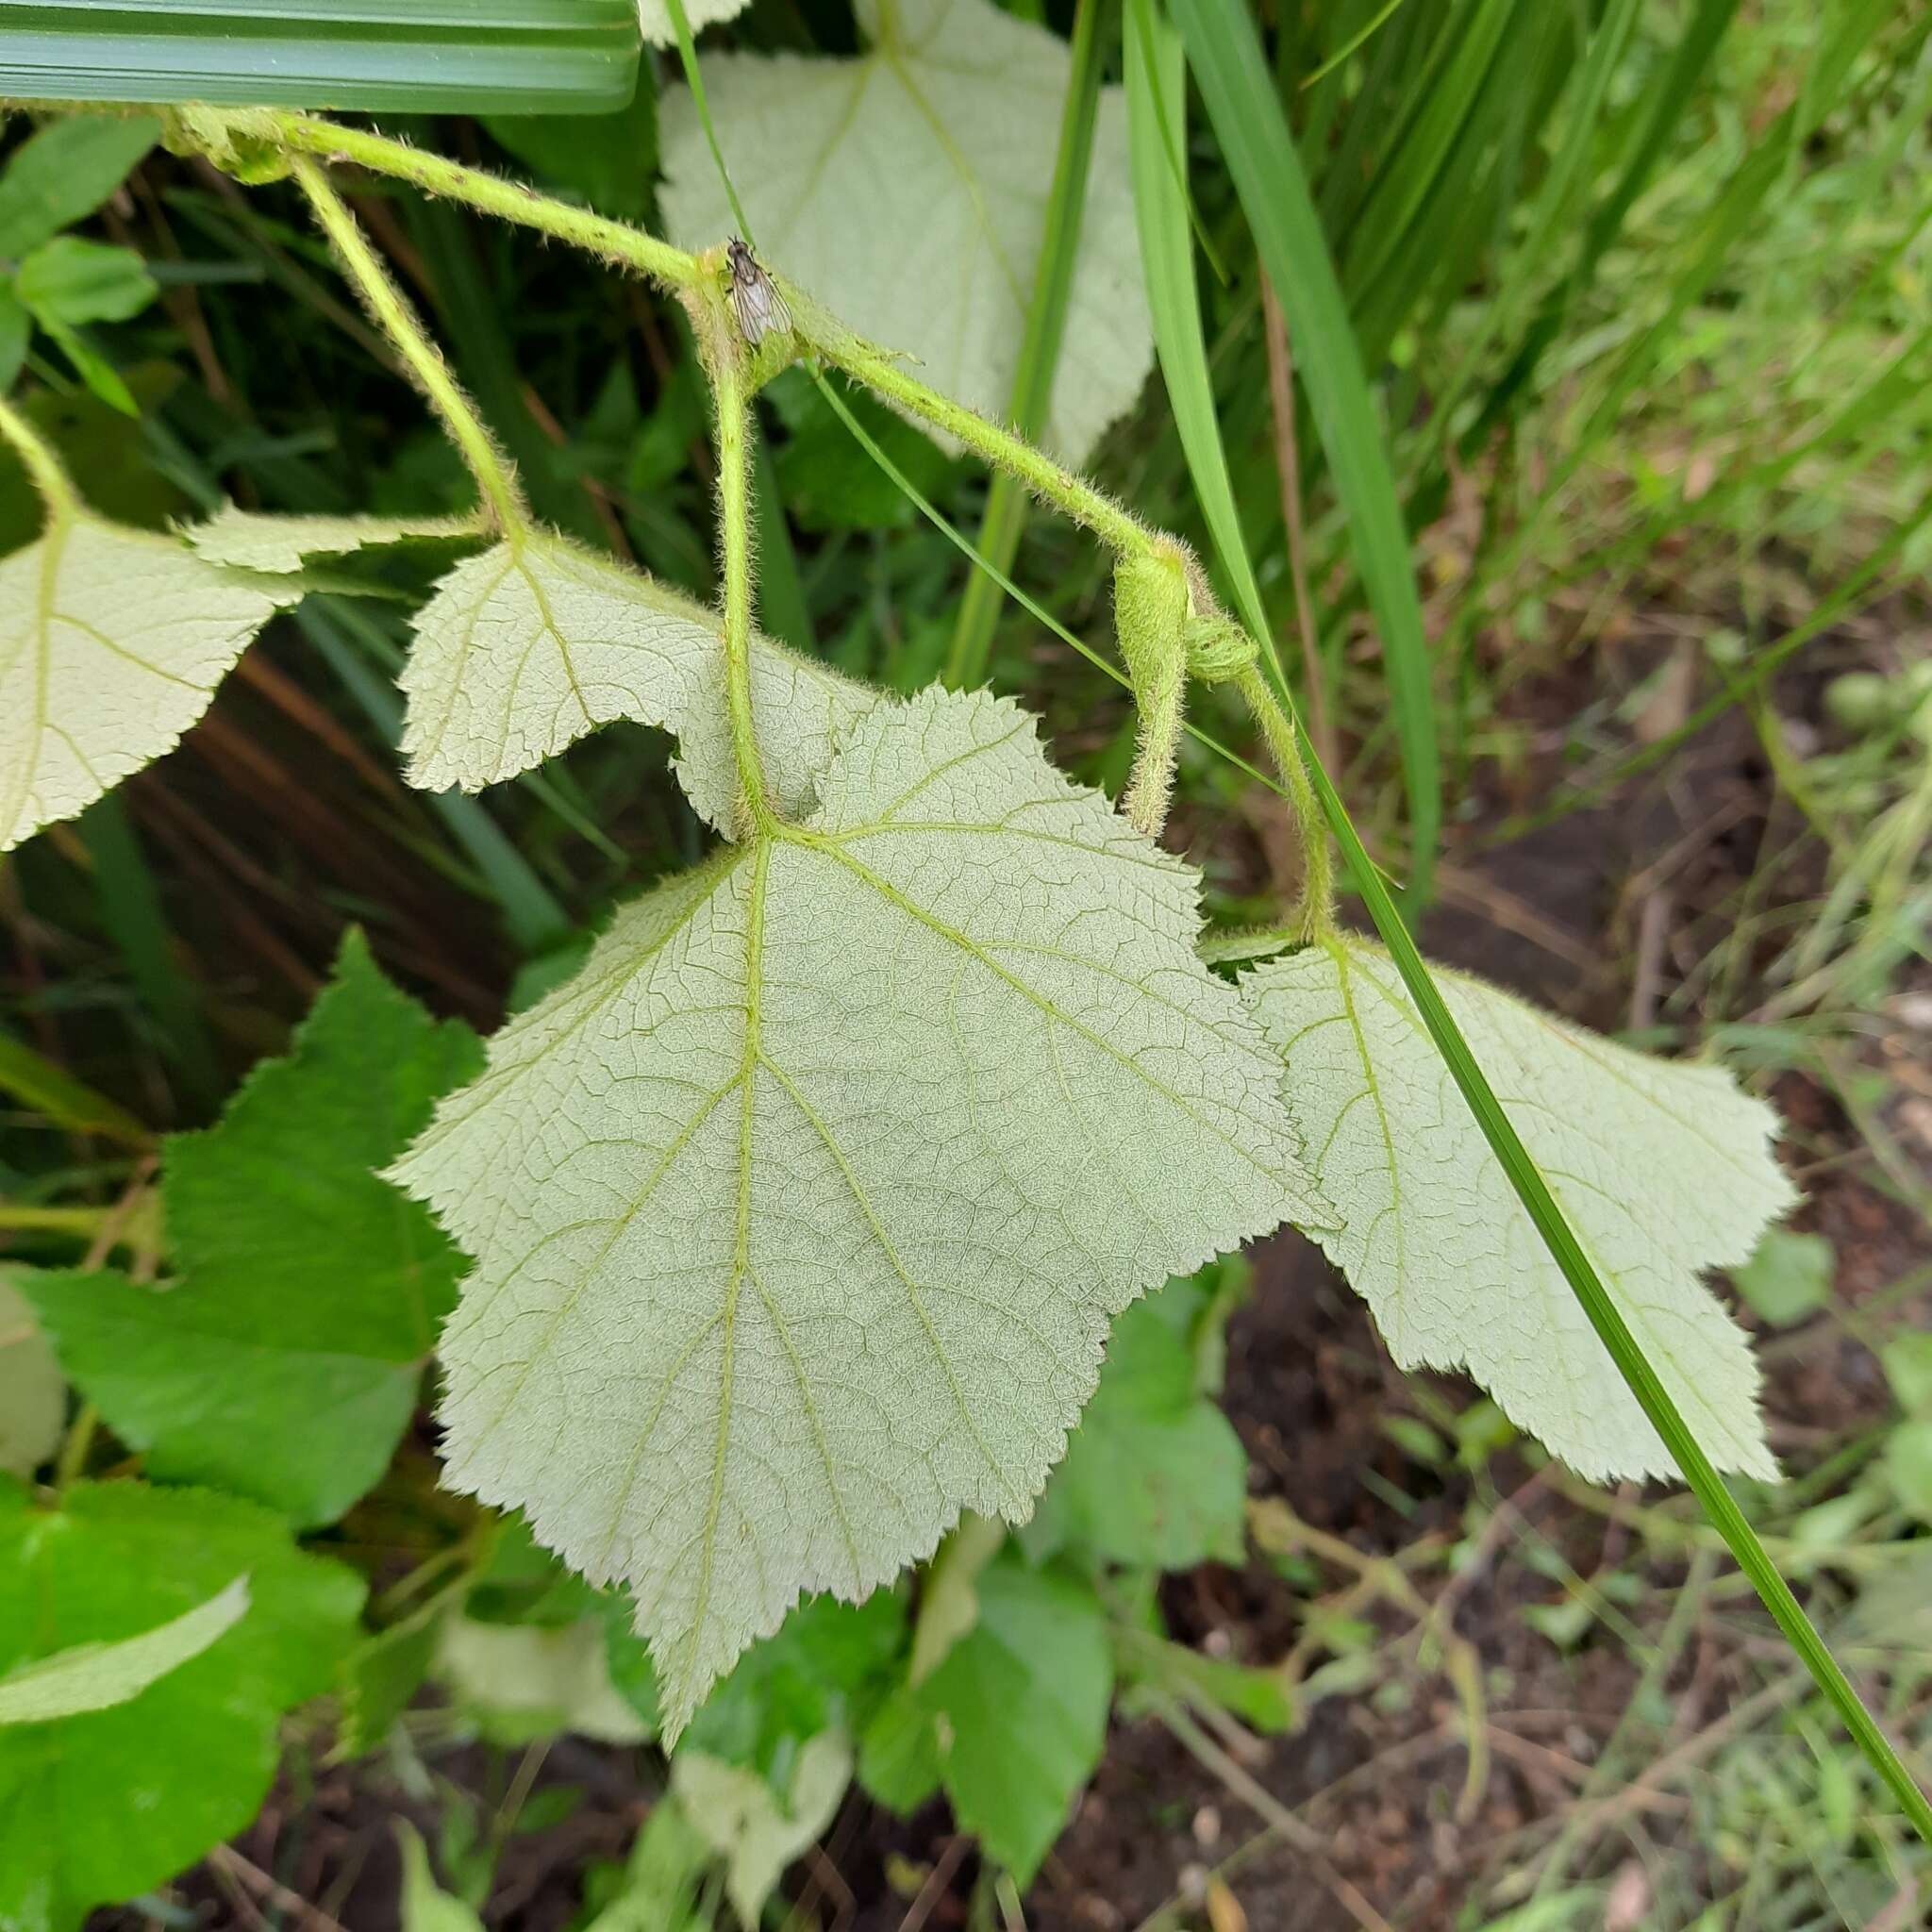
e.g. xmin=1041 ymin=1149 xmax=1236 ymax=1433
xmin=397 ymin=530 xmax=874 ymax=831
xmin=393 ymin=686 xmax=1324 ymax=1733
xmin=0 ymin=515 xmax=277 ymax=853
xmin=1241 ymin=937 xmax=1792 ymax=1483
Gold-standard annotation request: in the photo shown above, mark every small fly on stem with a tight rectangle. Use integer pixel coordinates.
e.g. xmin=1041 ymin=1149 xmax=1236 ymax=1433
xmin=725 ymin=238 xmax=791 ymax=349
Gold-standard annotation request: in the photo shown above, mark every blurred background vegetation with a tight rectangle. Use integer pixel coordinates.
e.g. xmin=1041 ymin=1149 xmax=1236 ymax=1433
xmin=3 ymin=0 xmax=1931 ymax=1924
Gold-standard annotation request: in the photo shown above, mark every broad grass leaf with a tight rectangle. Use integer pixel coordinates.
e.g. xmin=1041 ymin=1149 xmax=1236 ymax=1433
xmin=392 ymin=686 xmax=1324 ymax=1733
xmin=658 ymin=0 xmax=1153 ymax=463
xmin=23 ymin=932 xmax=481 ymax=1527
xmin=0 ymin=1576 xmax=248 ymax=1726
xmin=858 ymin=1552 xmax=1110 ymax=1882
xmin=0 ymin=1480 xmax=362 ymax=1930
xmin=0 ymin=1280 xmax=62 ymax=1480
xmin=397 ymin=528 xmax=874 ymax=830
xmin=1241 ymin=938 xmax=1792 ymax=1483
xmin=0 ymin=515 xmax=277 ymax=853
xmin=185 ymin=506 xmax=482 ymax=575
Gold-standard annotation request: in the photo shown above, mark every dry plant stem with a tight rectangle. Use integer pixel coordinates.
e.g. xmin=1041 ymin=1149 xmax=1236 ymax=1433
xmin=1259 ymin=275 xmax=1335 ymax=772
xmin=1156 ymin=1698 xmax=1396 ymax=1932
xmin=288 ymin=154 xmax=525 ymax=534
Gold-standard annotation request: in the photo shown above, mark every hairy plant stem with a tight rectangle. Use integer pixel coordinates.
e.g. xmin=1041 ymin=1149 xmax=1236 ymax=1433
xmin=1237 ymin=670 xmax=1336 ymax=940
xmin=289 ymin=154 xmax=525 ymax=534
xmin=702 ymin=307 xmax=774 ymax=834
xmin=824 ymin=336 xmax=1155 ymax=558
xmin=0 ymin=391 xmax=78 ymax=521
xmin=251 ymin=111 xmax=697 ymax=292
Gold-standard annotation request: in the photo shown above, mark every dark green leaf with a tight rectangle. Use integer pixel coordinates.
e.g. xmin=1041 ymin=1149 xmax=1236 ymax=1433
xmin=23 ymin=932 xmax=481 ymax=1527
xmin=0 ymin=114 xmax=158 ymax=259
xmin=858 ymin=1556 xmax=1110 ymax=1883
xmin=1168 ymin=0 xmax=1441 ymax=897
xmin=0 ymin=286 xmax=27 ymax=392
xmin=686 ymin=1591 xmax=907 ymax=1781
xmin=0 ymin=1478 xmax=363 ymax=1931
xmin=15 ymin=237 xmax=158 ymax=326
xmin=1022 ymin=1276 xmax=1247 ymax=1572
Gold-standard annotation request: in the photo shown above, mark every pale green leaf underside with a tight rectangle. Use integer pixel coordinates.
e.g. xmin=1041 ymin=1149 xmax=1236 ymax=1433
xmin=393 ymin=687 xmax=1324 ymax=1734
xmin=0 ymin=515 xmax=276 ymax=853
xmin=397 ymin=1821 xmax=487 ymax=1932
xmin=434 ymin=1615 xmax=651 ymax=1746
xmin=638 ymin=0 xmax=751 ymax=43
xmin=673 ymin=1732 xmax=850 ymax=1928
xmin=0 ymin=1575 xmax=248 ymax=1726
xmin=398 ymin=530 xmax=874 ymax=831
xmin=1241 ymin=939 xmax=1792 ymax=1483
xmin=184 ymin=506 xmax=482 ymax=575
xmin=658 ymin=0 xmax=1154 ymax=462
xmin=0 ymin=1281 xmax=63 ymax=1481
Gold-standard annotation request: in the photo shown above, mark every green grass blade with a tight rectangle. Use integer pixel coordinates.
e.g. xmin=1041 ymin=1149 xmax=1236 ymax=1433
xmin=944 ymin=0 xmax=1108 ymax=691
xmin=75 ymin=793 xmax=219 ymax=1111
xmin=1424 ymin=0 xmax=1641 ymax=452
xmin=1300 ymin=728 xmax=1932 ymax=1849
xmin=1341 ymin=0 xmax=1515 ymax=302
xmin=1123 ymin=0 xmax=1269 ymax=654
xmin=1299 ymin=0 xmax=1414 ymax=92
xmin=1171 ymin=0 xmax=1440 ymax=901
xmin=0 ymin=1028 xmax=151 ymax=1146
xmin=1466 ymin=0 xmax=1740 ymax=444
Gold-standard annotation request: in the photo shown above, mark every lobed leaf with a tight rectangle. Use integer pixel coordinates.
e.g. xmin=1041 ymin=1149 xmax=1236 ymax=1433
xmin=392 ymin=685 xmax=1324 ymax=1733
xmin=0 ymin=514 xmax=278 ymax=853
xmin=1241 ymin=937 xmax=1792 ymax=1483
xmin=24 ymin=932 xmax=481 ymax=1527
xmin=397 ymin=528 xmax=874 ymax=829
xmin=658 ymin=0 xmax=1153 ymax=463
xmin=0 ymin=1480 xmax=363 ymax=1932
